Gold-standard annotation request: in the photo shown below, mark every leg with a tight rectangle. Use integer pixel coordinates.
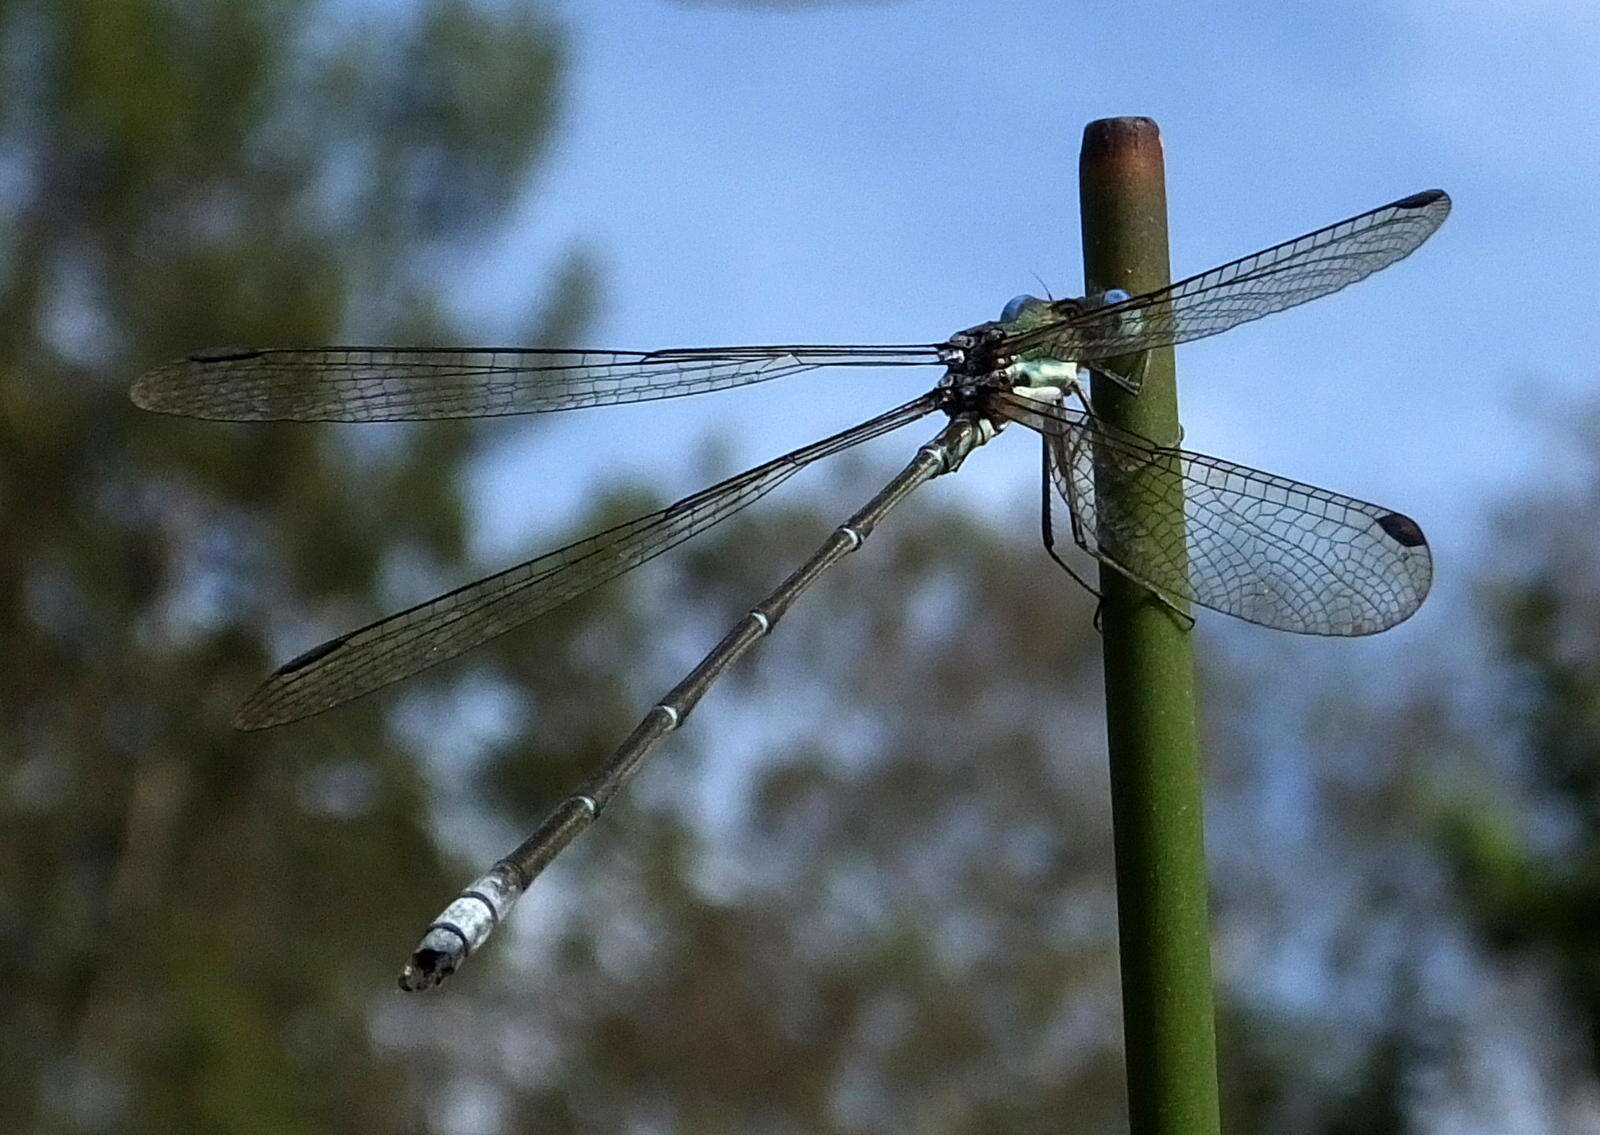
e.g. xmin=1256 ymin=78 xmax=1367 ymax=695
xmin=1086 ymin=351 xmax=1150 ymax=397
xmin=1080 ymin=541 xmax=1197 ymax=632
xmin=1039 ymin=433 xmax=1102 ymax=606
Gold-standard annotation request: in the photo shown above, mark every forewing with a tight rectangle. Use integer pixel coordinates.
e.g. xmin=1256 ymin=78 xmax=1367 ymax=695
xmin=133 ymin=343 xmax=942 ymax=422
xmin=234 ymin=393 xmax=938 ymax=728
xmin=993 ymin=393 xmax=1431 ymax=635
xmin=1005 ymin=190 xmax=1450 ymax=368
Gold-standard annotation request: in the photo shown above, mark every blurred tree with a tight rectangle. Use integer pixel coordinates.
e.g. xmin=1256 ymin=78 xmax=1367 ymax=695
xmin=1435 ymin=410 xmax=1600 ymax=1078
xmin=1207 ymin=662 xmax=1446 ymax=1135
xmin=0 ymin=1 xmax=587 ymax=1130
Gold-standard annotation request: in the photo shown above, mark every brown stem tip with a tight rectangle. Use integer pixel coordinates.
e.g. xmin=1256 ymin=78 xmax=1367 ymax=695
xmin=1080 ymin=116 xmax=1164 ymax=170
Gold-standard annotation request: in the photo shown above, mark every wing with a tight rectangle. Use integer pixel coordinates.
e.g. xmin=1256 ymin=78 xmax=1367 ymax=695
xmin=1002 ymin=189 xmax=1450 ymax=373
xmin=132 ymin=342 xmax=943 ymax=422
xmin=234 ymin=393 xmax=939 ymax=728
xmin=991 ymin=392 xmax=1431 ymax=636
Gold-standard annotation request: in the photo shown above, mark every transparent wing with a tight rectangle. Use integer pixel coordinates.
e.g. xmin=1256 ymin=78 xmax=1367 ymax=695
xmin=991 ymin=392 xmax=1431 ymax=635
xmin=1002 ymin=190 xmax=1450 ymax=372
xmin=234 ymin=393 xmax=938 ymax=729
xmin=133 ymin=343 xmax=943 ymax=422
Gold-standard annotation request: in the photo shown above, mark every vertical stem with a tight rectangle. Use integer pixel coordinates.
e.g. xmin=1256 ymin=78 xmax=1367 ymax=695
xmin=1079 ymin=117 xmax=1220 ymax=1134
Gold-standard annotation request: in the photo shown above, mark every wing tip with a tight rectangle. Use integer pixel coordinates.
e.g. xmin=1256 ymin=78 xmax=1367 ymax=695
xmin=231 ymin=686 xmax=319 ymax=732
xmin=1376 ymin=511 xmax=1428 ymax=549
xmin=231 ymin=632 xmax=355 ymax=730
xmin=130 ymin=347 xmax=265 ymax=414
xmin=231 ymin=706 xmax=271 ymax=732
xmin=129 ymin=362 xmax=201 ymax=416
xmin=274 ymin=633 xmax=353 ymax=676
xmin=1393 ymin=188 xmax=1451 ymax=213
xmin=128 ymin=371 xmax=160 ymax=412
xmin=231 ymin=686 xmax=281 ymax=730
xmin=1359 ymin=511 xmax=1433 ymax=636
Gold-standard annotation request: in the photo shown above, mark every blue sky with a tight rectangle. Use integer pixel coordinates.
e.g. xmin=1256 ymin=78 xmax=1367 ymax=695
xmin=448 ymin=0 xmax=1600 ymax=643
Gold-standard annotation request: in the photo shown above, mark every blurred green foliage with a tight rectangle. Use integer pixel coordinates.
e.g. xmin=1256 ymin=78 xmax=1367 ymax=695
xmin=1437 ymin=420 xmax=1600 ymax=1070
xmin=0 ymin=1 xmax=584 ymax=1130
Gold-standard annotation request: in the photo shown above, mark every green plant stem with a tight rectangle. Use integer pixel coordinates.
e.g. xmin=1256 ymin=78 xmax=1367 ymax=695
xmin=1079 ymin=116 xmax=1221 ymax=1135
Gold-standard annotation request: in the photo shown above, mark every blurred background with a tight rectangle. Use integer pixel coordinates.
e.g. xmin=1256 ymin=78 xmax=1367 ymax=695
xmin=4 ymin=1 xmax=1599 ymax=1131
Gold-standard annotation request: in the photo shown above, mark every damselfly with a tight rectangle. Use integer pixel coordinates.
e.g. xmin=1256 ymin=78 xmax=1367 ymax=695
xmin=132 ymin=188 xmax=1449 ymax=988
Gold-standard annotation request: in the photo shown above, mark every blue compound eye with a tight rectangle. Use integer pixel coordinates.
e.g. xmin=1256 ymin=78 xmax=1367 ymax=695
xmin=1096 ymin=288 xmax=1131 ymax=307
xmin=1000 ymin=294 xmax=1038 ymax=322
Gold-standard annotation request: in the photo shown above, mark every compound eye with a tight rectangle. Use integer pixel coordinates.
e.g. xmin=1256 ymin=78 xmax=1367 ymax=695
xmin=1000 ymin=294 xmax=1038 ymax=322
xmin=1094 ymin=288 xmax=1132 ymax=307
